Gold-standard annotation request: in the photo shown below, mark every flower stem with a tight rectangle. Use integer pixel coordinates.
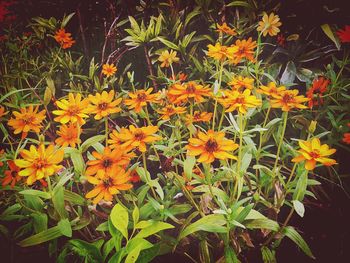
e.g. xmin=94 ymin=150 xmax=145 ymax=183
xmin=237 ymin=113 xmax=244 ymax=174
xmin=273 ymin=112 xmax=288 ymax=175
xmin=212 ymin=62 xmax=224 ymax=130
xmin=142 ymin=152 xmax=157 ymax=199
xmin=105 ymin=117 xmax=109 ymax=146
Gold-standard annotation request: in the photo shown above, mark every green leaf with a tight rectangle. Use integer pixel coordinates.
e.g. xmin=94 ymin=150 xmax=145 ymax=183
xmin=52 ymin=186 xmax=67 ymax=219
xmin=110 ymin=203 xmax=129 ymax=239
xmin=19 ymin=189 xmax=51 ymax=199
xmin=96 ymin=222 xmax=109 ymax=232
xmin=70 ymin=149 xmax=85 ymax=174
xmin=293 ymin=170 xmax=308 ymax=201
xmin=157 ymin=37 xmax=179 ymax=50
xmin=64 ymin=190 xmax=85 ymax=205
xmin=261 ymin=246 xmax=276 ymax=263
xmin=135 ymin=221 xmax=174 ymax=239
xmin=18 ymin=225 xmax=62 ymax=247
xmin=283 ymin=226 xmax=315 ymax=259
xmin=321 ymin=24 xmax=340 ymax=50
xmin=58 ymin=219 xmax=72 ymax=237
xmin=61 ymin=12 xmax=75 ymax=28
xmin=81 ymin=135 xmax=105 ymax=152
xmin=68 ymin=239 xmax=103 ymax=262
xmin=183 ymin=155 xmax=196 ymax=179
xmin=245 ymin=219 xmax=279 ymax=232
xmin=136 ymin=243 xmax=160 ymax=263
xmin=292 ymin=200 xmax=305 ymax=217
xmin=178 ymin=214 xmax=227 ymax=240
xmin=126 ymin=238 xmax=153 ymax=263
xmin=32 ymin=213 xmax=48 ymax=233
xmin=133 ymin=206 xmax=140 ymax=227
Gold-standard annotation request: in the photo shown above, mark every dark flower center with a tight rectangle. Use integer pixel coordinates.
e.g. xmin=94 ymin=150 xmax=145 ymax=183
xmin=35 ymin=160 xmax=46 ymax=169
xmin=137 ymin=93 xmax=147 ymax=101
xmin=68 ymin=106 xmax=80 ymax=116
xmin=235 ymin=97 xmax=245 ymax=104
xmin=205 ymin=139 xmax=218 ymax=153
xmin=134 ymin=131 xmax=146 ymax=141
xmin=103 ymin=158 xmax=112 ymax=168
xmin=103 ymin=177 xmax=113 ymax=188
xmin=98 ymin=102 xmax=108 ymax=110
xmin=186 ymin=84 xmax=196 ymax=93
xmin=282 ymin=94 xmax=294 ymax=103
xmin=23 ymin=116 xmax=35 ymax=124
xmin=309 ymin=151 xmax=320 ymax=159
xmin=11 ymin=171 xmax=18 ymax=177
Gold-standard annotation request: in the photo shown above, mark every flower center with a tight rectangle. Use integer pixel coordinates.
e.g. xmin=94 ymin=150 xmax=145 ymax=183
xmin=35 ymin=160 xmax=47 ymax=169
xmin=68 ymin=106 xmax=80 ymax=116
xmin=309 ymin=151 xmax=320 ymax=159
xmin=98 ymin=102 xmax=108 ymax=110
xmin=23 ymin=116 xmax=35 ymax=124
xmin=205 ymin=139 xmax=218 ymax=153
xmin=137 ymin=93 xmax=147 ymax=101
xmin=134 ymin=131 xmax=146 ymax=141
xmin=103 ymin=158 xmax=112 ymax=168
xmin=186 ymin=84 xmax=196 ymax=93
xmin=282 ymin=94 xmax=294 ymax=103
xmin=103 ymin=177 xmax=113 ymax=188
xmin=235 ymin=97 xmax=245 ymax=104
xmin=11 ymin=170 xmax=18 ymax=177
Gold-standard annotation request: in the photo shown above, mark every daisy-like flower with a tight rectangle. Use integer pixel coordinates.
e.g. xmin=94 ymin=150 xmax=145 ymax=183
xmin=229 ymin=38 xmax=257 ymax=64
xmin=55 ymin=123 xmax=81 ymax=148
xmin=102 ymin=63 xmax=117 ymax=77
xmin=85 ymin=168 xmax=133 ymax=204
xmin=292 ymin=137 xmax=337 ymax=170
xmin=0 ymin=105 xmax=8 ymax=118
xmin=185 ymin=111 xmax=213 ymax=125
xmin=306 ymin=76 xmax=330 ymax=108
xmin=228 ymin=76 xmax=255 ymax=91
xmin=86 ymin=146 xmax=134 ymax=179
xmin=337 ymin=25 xmax=350 ymax=43
xmin=219 ymin=89 xmax=262 ymax=114
xmin=207 ymin=43 xmax=238 ymax=61
xmin=257 ymin=82 xmax=286 ymax=97
xmin=88 ymin=90 xmax=122 ymax=120
xmin=216 ymin=22 xmax=237 ymax=36
xmin=53 ymin=93 xmax=90 ymax=125
xmin=14 ymin=144 xmax=64 ymax=185
xmin=2 ymin=161 xmax=21 ymax=188
xmin=270 ymin=89 xmax=309 ymax=111
xmin=170 ymin=72 xmax=188 ymax=82
xmin=116 ymin=125 xmax=161 ymax=152
xmin=108 ymin=129 xmax=123 ymax=149
xmin=157 ymin=105 xmax=186 ymax=120
xmin=124 ymin=88 xmax=159 ymax=113
xmin=343 ymin=123 xmax=350 ymax=144
xmin=54 ymin=28 xmax=75 ymax=49
xmin=158 ymin=50 xmax=180 ymax=68
xmin=167 ymin=81 xmax=212 ymax=104
xmin=257 ymin=12 xmax=282 ymax=37
xmin=8 ymin=105 xmax=46 ymax=139
xmin=186 ymin=130 xmax=238 ymax=164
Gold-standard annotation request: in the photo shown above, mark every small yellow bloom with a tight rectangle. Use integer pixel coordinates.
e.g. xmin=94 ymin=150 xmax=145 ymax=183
xmin=88 ymin=90 xmax=122 ymax=120
xmin=158 ymin=50 xmax=179 ymax=68
xmin=124 ymin=88 xmax=159 ymax=113
xmin=257 ymin=82 xmax=286 ymax=97
xmin=185 ymin=111 xmax=213 ymax=125
xmin=14 ymin=144 xmax=64 ymax=185
xmin=55 ymin=123 xmax=81 ymax=148
xmin=270 ymin=89 xmax=309 ymax=112
xmin=8 ymin=105 xmax=46 ymax=139
xmin=257 ymin=12 xmax=282 ymax=37
xmin=186 ymin=130 xmax=238 ymax=164
xmin=216 ymin=22 xmax=237 ymax=36
xmin=292 ymin=138 xmax=336 ymax=170
xmin=229 ymin=38 xmax=257 ymax=64
xmin=218 ymin=89 xmax=262 ymax=114
xmin=228 ymin=76 xmax=255 ymax=91
xmin=207 ymin=43 xmax=238 ymax=61
xmin=167 ymin=81 xmax=212 ymax=104
xmin=157 ymin=105 xmax=186 ymax=120
xmin=102 ymin=63 xmax=117 ymax=77
xmin=53 ymin=93 xmax=90 ymax=125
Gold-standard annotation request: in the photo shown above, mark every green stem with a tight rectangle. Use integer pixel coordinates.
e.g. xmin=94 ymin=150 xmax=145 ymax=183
xmin=273 ymin=112 xmax=288 ymax=175
xmin=105 ymin=117 xmax=109 ymax=146
xmin=236 ymin=113 xmax=244 ymax=174
xmin=142 ymin=152 xmax=157 ymax=199
xmin=217 ymin=107 xmax=226 ymax=131
xmin=212 ymin=62 xmax=224 ymax=130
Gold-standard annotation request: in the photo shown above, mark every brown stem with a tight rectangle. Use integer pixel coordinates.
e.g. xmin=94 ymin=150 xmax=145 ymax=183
xmin=77 ymin=6 xmax=88 ymax=57
xmin=143 ymin=44 xmax=158 ymax=91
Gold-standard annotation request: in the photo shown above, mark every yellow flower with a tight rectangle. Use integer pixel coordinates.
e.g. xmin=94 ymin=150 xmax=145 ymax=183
xmin=186 ymin=130 xmax=238 ymax=163
xmin=14 ymin=144 xmax=64 ymax=185
xmin=157 ymin=105 xmax=186 ymax=120
xmin=158 ymin=50 xmax=180 ymax=68
xmin=207 ymin=43 xmax=238 ymax=61
xmin=218 ymin=89 xmax=262 ymax=114
xmin=216 ymin=22 xmax=237 ymax=36
xmin=53 ymin=93 xmax=90 ymax=125
xmin=124 ymin=88 xmax=159 ymax=113
xmin=257 ymin=82 xmax=286 ymax=97
xmin=55 ymin=123 xmax=81 ymax=148
xmin=108 ymin=129 xmax=123 ymax=149
xmin=228 ymin=76 xmax=255 ymax=91
xmin=88 ymin=90 xmax=122 ymax=120
xmin=8 ymin=105 xmax=46 ymax=139
xmin=102 ymin=63 xmax=117 ymax=77
xmin=270 ymin=89 xmax=309 ymax=111
xmin=116 ymin=125 xmax=161 ymax=152
xmin=86 ymin=146 xmax=134 ymax=179
xmin=257 ymin=12 xmax=282 ymax=37
xmin=185 ymin=111 xmax=213 ymax=125
xmin=292 ymin=138 xmax=337 ymax=170
xmin=85 ymin=168 xmax=133 ymax=204
xmin=0 ymin=105 xmax=8 ymax=118
xmin=167 ymin=81 xmax=212 ymax=104
xmin=229 ymin=38 xmax=257 ymax=64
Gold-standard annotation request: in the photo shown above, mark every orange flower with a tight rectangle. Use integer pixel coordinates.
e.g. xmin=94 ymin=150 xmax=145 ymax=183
xmin=257 ymin=13 xmax=282 ymax=37
xmin=167 ymin=81 xmax=212 ymax=104
xmin=170 ymin=72 xmax=187 ymax=82
xmin=157 ymin=105 xmax=186 ymax=120
xmin=124 ymin=88 xmax=159 ymax=113
xmin=55 ymin=123 xmax=81 ymax=148
xmin=88 ymin=90 xmax=122 ymax=120
xmin=257 ymin=82 xmax=286 ymax=97
xmin=86 ymin=146 xmax=134 ymax=179
xmin=182 ymin=167 xmax=204 ymax=191
xmin=116 ymin=125 xmax=161 ymax=152
xmin=14 ymin=144 xmax=64 ymax=185
xmin=292 ymin=138 xmax=337 ymax=170
xmin=158 ymin=50 xmax=180 ymax=68
xmin=2 ymin=161 xmax=21 ymax=188
xmin=228 ymin=76 xmax=254 ymax=91
xmin=216 ymin=22 xmax=237 ymax=36
xmin=108 ymin=129 xmax=123 ymax=149
xmin=343 ymin=123 xmax=350 ymax=144
xmin=53 ymin=93 xmax=90 ymax=125
xmin=185 ymin=111 xmax=213 ymax=125
xmin=85 ymin=168 xmax=133 ymax=204
xmin=229 ymin=38 xmax=257 ymax=64
xmin=54 ymin=28 xmax=75 ymax=49
xmin=207 ymin=43 xmax=238 ymax=61
xmin=0 ymin=105 xmax=8 ymax=118
xmin=8 ymin=105 xmax=46 ymax=139
xmin=218 ymin=89 xmax=262 ymax=114
xmin=186 ymin=130 xmax=238 ymax=163
xmin=337 ymin=25 xmax=350 ymax=43
xmin=270 ymin=89 xmax=309 ymax=111
xmin=0 ymin=149 xmax=4 ymax=167
xmin=102 ymin=63 xmax=117 ymax=77
xmin=306 ymin=76 xmax=330 ymax=108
